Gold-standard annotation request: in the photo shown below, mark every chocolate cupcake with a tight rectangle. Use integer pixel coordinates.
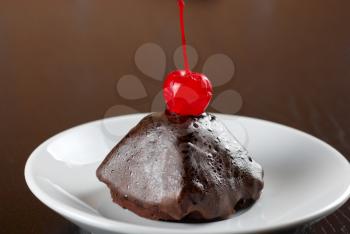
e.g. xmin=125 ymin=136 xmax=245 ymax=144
xmin=97 ymin=111 xmax=264 ymax=221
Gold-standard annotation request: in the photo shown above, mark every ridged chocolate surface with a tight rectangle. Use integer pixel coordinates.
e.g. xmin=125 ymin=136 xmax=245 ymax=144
xmin=97 ymin=112 xmax=264 ymax=221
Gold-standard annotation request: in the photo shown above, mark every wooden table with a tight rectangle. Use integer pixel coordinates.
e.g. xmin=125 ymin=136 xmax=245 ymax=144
xmin=1 ymin=0 xmax=349 ymax=233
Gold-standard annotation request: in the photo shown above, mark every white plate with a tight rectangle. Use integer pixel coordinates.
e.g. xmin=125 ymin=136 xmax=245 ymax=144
xmin=25 ymin=114 xmax=350 ymax=234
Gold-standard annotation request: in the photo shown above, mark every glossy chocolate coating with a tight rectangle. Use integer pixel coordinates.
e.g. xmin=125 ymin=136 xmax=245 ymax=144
xmin=96 ymin=112 xmax=264 ymax=221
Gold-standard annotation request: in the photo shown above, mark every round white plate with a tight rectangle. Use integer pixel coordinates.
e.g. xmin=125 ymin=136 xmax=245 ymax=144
xmin=25 ymin=114 xmax=350 ymax=234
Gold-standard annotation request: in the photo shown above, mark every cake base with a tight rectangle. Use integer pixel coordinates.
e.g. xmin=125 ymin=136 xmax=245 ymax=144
xmin=97 ymin=112 xmax=264 ymax=221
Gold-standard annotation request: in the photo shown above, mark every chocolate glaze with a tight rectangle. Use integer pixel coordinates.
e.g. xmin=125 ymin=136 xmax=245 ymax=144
xmin=96 ymin=112 xmax=264 ymax=221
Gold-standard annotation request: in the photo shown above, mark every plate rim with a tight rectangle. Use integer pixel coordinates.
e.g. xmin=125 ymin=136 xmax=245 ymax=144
xmin=24 ymin=113 xmax=350 ymax=234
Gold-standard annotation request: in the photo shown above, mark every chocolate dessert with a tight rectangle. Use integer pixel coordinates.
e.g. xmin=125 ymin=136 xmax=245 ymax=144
xmin=97 ymin=0 xmax=264 ymax=222
xmin=97 ymin=111 xmax=264 ymax=221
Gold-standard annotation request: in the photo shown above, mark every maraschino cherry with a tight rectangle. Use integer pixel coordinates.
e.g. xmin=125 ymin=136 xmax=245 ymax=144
xmin=163 ymin=0 xmax=213 ymax=116
xmin=164 ymin=70 xmax=212 ymax=116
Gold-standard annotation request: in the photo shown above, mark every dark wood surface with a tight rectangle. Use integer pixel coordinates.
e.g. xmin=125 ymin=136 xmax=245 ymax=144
xmin=1 ymin=0 xmax=350 ymax=233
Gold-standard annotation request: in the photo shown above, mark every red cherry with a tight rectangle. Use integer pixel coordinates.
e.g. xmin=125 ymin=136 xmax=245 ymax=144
xmin=163 ymin=70 xmax=213 ymax=116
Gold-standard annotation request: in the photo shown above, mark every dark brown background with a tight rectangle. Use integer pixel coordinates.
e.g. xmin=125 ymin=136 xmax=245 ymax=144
xmin=1 ymin=0 xmax=349 ymax=233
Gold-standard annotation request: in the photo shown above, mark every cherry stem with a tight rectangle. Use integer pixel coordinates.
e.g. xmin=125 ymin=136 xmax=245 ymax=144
xmin=178 ymin=0 xmax=190 ymax=72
